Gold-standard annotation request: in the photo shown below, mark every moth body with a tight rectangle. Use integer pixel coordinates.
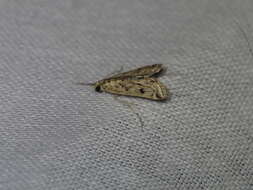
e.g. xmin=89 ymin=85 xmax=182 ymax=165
xmin=86 ymin=64 xmax=169 ymax=101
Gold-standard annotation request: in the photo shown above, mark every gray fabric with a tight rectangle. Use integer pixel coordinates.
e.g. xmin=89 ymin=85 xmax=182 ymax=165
xmin=0 ymin=0 xmax=253 ymax=189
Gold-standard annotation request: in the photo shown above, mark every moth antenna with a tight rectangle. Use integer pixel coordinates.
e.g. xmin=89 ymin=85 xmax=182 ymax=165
xmin=74 ymin=82 xmax=95 ymax=86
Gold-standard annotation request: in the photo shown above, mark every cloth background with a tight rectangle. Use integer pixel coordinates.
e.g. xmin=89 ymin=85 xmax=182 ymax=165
xmin=0 ymin=0 xmax=253 ymax=189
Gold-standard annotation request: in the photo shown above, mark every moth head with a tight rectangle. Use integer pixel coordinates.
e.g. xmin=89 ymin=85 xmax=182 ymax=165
xmin=94 ymin=83 xmax=102 ymax=92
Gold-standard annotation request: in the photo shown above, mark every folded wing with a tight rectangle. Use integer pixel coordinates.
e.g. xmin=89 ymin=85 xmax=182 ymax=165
xmin=106 ymin=64 xmax=163 ymax=79
xmin=101 ymin=77 xmax=168 ymax=100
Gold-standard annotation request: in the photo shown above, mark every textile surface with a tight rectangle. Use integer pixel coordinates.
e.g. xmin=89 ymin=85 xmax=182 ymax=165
xmin=0 ymin=0 xmax=253 ymax=189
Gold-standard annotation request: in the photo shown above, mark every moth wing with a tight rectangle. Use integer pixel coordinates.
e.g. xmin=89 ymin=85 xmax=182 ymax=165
xmin=101 ymin=78 xmax=168 ymax=100
xmin=107 ymin=64 xmax=163 ymax=79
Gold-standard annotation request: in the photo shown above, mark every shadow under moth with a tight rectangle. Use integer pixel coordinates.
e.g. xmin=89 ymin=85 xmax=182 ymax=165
xmin=78 ymin=64 xmax=169 ymax=101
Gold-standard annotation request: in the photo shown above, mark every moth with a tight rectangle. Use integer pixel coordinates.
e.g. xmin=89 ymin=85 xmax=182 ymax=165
xmin=79 ymin=64 xmax=169 ymax=101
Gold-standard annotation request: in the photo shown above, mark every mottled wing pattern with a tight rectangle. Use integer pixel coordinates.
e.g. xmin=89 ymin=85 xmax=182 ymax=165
xmin=106 ymin=64 xmax=163 ymax=79
xmin=100 ymin=77 xmax=168 ymax=100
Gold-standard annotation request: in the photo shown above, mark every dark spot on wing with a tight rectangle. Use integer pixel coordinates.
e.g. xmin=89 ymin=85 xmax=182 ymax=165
xmin=140 ymin=88 xmax=145 ymax=94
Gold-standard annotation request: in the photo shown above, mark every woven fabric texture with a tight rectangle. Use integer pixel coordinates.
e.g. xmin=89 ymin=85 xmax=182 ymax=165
xmin=0 ymin=0 xmax=253 ymax=189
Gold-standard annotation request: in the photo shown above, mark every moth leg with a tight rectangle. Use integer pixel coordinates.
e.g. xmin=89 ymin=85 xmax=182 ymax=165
xmin=113 ymin=96 xmax=144 ymax=130
xmin=113 ymin=95 xmax=137 ymax=107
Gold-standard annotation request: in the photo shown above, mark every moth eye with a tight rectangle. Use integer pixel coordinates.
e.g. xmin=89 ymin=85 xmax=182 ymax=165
xmin=95 ymin=85 xmax=102 ymax=92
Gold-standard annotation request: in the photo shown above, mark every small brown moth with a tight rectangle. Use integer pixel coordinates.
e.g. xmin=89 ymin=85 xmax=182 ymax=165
xmin=79 ymin=64 xmax=169 ymax=101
